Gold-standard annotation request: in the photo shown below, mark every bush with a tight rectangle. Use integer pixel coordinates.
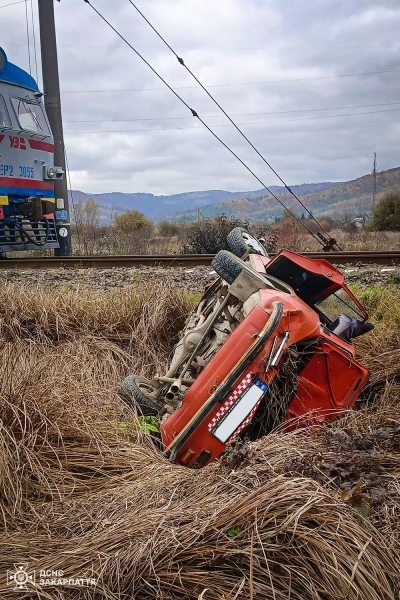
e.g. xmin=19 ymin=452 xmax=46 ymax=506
xmin=269 ymin=220 xmax=308 ymax=253
xmin=158 ymin=220 xmax=180 ymax=237
xmin=305 ymin=219 xmax=332 ymax=233
xmin=113 ymin=210 xmax=154 ymax=233
xmin=372 ymin=191 xmax=400 ymax=231
xmin=182 ymin=215 xmax=249 ymax=254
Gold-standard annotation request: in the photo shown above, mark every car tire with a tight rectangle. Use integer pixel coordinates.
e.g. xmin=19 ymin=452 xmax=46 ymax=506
xmin=212 ymin=250 xmax=291 ymax=293
xmin=211 ymin=250 xmax=243 ymax=284
xmin=227 ymin=227 xmax=268 ymax=257
xmin=118 ymin=375 xmax=160 ymax=416
xmin=212 ymin=249 xmax=269 ymax=286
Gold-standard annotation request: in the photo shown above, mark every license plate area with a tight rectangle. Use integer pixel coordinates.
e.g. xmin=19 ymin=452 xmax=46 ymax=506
xmin=210 ymin=378 xmax=267 ymax=444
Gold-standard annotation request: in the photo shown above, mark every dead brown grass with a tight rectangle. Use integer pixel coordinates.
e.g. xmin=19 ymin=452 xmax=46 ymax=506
xmin=0 ymin=281 xmax=398 ymax=599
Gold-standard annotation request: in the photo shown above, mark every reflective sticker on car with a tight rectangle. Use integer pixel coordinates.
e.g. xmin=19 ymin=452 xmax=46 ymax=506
xmin=208 ymin=373 xmax=252 ymax=432
xmin=210 ymin=378 xmax=267 ymax=444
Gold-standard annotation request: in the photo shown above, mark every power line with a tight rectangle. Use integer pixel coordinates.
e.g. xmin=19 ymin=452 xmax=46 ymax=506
xmin=23 ymin=0 xmax=31 ymax=75
xmin=122 ymin=0 xmax=356 ymax=246
xmin=64 ymin=101 xmax=400 ymax=123
xmin=82 ymin=0 xmax=338 ymax=250
xmin=127 ymin=0 xmax=399 ymax=246
xmin=4 ymin=41 xmax=393 ymax=49
xmin=30 ymin=0 xmax=39 ymax=82
xmin=0 ymin=0 xmax=26 ymax=8
xmin=64 ymin=107 xmax=400 ymax=134
xmin=61 ymin=68 xmax=400 ymax=94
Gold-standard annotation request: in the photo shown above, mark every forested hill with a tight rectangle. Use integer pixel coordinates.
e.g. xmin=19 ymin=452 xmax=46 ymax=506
xmin=68 ymin=182 xmax=341 ymax=224
xmin=68 ymin=167 xmax=399 ymax=224
xmin=171 ymin=167 xmax=400 ymax=223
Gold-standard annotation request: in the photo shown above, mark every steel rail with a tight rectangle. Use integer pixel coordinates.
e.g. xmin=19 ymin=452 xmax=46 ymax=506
xmin=0 ymin=251 xmax=399 ymax=269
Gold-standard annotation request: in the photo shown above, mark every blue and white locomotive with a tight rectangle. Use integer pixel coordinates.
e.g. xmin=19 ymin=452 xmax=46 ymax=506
xmin=0 ymin=47 xmax=61 ymax=252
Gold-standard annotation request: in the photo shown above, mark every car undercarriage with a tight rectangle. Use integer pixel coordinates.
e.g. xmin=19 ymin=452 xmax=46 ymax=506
xmin=119 ymin=228 xmax=373 ymax=468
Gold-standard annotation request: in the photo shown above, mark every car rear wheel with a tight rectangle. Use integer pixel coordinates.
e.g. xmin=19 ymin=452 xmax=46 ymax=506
xmin=212 ymin=250 xmax=292 ymax=293
xmin=227 ymin=227 xmax=268 ymax=257
xmin=212 ymin=249 xmax=270 ymax=286
xmin=118 ymin=375 xmax=160 ymax=416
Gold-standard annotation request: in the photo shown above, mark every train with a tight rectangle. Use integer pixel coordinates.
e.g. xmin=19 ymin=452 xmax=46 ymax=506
xmin=0 ymin=46 xmax=63 ymax=254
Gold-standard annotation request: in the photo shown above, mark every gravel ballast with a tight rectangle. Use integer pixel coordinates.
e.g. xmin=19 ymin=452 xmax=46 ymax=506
xmin=0 ymin=263 xmax=398 ymax=293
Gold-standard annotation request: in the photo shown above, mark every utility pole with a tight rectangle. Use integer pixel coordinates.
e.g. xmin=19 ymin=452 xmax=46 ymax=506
xmin=38 ymin=0 xmax=72 ymax=256
xmin=372 ymin=152 xmax=377 ymax=211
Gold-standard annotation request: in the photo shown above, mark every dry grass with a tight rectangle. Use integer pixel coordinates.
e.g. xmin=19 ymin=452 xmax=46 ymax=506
xmin=68 ymin=227 xmax=400 ymax=255
xmin=0 ymin=281 xmax=398 ymax=599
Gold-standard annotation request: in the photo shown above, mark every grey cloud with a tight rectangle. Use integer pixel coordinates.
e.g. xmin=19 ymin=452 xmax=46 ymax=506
xmin=1 ymin=0 xmax=399 ymax=197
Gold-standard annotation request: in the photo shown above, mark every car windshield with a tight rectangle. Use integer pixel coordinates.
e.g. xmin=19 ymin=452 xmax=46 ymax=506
xmin=316 ymin=288 xmax=364 ymax=322
xmin=11 ymin=97 xmax=49 ymax=134
xmin=0 ymin=95 xmax=11 ymax=128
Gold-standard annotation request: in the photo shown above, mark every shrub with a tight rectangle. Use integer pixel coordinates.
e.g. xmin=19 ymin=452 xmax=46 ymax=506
xmin=182 ymin=215 xmax=249 ymax=254
xmin=372 ymin=191 xmax=400 ymax=231
xmin=113 ymin=210 xmax=154 ymax=233
xmin=301 ymin=219 xmax=332 ymax=234
xmin=158 ymin=220 xmax=180 ymax=237
xmin=270 ymin=220 xmax=308 ymax=253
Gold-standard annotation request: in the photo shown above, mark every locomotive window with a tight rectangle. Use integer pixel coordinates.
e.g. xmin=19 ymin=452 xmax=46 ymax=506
xmin=11 ymin=97 xmax=49 ymax=134
xmin=0 ymin=95 xmax=11 ymax=128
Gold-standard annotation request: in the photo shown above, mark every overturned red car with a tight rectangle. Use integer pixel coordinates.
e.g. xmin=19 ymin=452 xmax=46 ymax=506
xmin=119 ymin=228 xmax=373 ymax=468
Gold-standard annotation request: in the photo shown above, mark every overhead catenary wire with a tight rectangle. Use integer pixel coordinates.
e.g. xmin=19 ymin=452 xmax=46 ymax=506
xmin=30 ymin=0 xmax=39 ymax=82
xmin=61 ymin=68 xmax=400 ymax=94
xmin=126 ymin=0 xmax=342 ymax=248
xmin=82 ymin=0 xmax=338 ymax=250
xmin=64 ymin=108 xmax=400 ymax=134
xmin=24 ymin=0 xmax=31 ymax=75
xmin=64 ymin=102 xmax=400 ymax=124
xmin=0 ymin=0 xmax=26 ymax=8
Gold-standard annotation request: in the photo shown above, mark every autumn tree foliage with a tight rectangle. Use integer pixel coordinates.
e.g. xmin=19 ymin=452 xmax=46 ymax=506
xmin=372 ymin=191 xmax=400 ymax=231
xmin=113 ymin=210 xmax=154 ymax=233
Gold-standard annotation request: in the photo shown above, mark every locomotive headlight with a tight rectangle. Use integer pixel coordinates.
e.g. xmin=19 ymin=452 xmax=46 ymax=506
xmin=47 ymin=167 xmax=55 ymax=178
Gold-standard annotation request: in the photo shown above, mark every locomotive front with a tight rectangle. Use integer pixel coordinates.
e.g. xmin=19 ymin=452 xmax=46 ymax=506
xmin=0 ymin=47 xmax=62 ymax=253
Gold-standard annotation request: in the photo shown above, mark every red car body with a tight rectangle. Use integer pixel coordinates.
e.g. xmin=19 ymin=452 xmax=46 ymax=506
xmin=161 ymin=251 xmax=369 ymax=467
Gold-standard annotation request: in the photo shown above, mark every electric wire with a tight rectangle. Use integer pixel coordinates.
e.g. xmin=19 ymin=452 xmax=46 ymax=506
xmin=64 ymin=108 xmax=400 ymax=134
xmin=127 ymin=0 xmax=339 ymax=246
xmin=65 ymin=148 xmax=77 ymax=223
xmin=83 ymin=0 xmax=333 ymax=248
xmin=64 ymin=102 xmax=400 ymax=124
xmin=30 ymin=0 xmax=39 ymax=82
xmin=0 ymin=0 xmax=26 ymax=8
xmin=24 ymin=0 xmax=31 ymax=75
xmin=61 ymin=68 xmax=400 ymax=94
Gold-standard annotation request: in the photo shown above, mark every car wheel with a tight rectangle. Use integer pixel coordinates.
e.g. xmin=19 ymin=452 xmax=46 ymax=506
xmin=227 ymin=227 xmax=268 ymax=257
xmin=211 ymin=250 xmax=264 ymax=285
xmin=118 ymin=375 xmax=160 ymax=416
xmin=212 ymin=250 xmax=292 ymax=292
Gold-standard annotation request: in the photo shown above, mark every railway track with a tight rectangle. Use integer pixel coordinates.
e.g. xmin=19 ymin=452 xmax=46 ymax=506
xmin=0 ymin=251 xmax=399 ymax=269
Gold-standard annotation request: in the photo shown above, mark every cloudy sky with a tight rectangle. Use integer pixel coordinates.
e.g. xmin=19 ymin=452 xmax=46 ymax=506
xmin=1 ymin=0 xmax=400 ymax=195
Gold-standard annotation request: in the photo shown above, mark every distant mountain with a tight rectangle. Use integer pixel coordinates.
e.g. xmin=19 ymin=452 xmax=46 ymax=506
xmin=68 ymin=181 xmax=342 ymax=224
xmin=68 ymin=167 xmax=399 ymax=224
xmin=170 ymin=167 xmax=400 ymax=223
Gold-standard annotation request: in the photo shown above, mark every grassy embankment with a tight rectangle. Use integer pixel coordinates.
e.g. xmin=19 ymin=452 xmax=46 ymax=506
xmin=0 ymin=282 xmax=398 ymax=599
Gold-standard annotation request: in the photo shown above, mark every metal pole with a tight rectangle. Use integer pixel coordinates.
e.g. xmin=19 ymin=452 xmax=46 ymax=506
xmin=38 ymin=0 xmax=72 ymax=256
xmin=372 ymin=152 xmax=377 ymax=211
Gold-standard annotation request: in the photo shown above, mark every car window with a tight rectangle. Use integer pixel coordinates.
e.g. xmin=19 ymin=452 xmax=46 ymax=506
xmin=0 ymin=95 xmax=11 ymax=128
xmin=11 ymin=97 xmax=49 ymax=134
xmin=316 ymin=288 xmax=364 ymax=322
